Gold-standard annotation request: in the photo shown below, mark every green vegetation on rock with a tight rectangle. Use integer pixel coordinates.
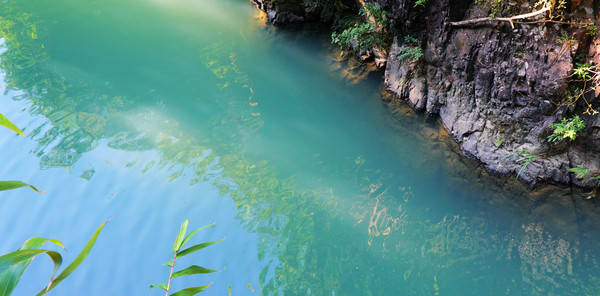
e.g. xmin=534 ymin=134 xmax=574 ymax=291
xmin=547 ymin=115 xmax=585 ymax=143
xmin=331 ymin=2 xmax=388 ymax=50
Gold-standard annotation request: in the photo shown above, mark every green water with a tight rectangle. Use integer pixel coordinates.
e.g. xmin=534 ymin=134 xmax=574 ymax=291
xmin=1 ymin=0 xmax=599 ymax=295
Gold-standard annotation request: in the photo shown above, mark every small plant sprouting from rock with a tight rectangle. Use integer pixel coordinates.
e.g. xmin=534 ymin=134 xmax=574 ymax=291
xmin=547 ymin=115 xmax=585 ymax=143
xmin=414 ymin=0 xmax=427 ymax=8
xmin=331 ymin=2 xmax=388 ymax=50
xmin=398 ymin=35 xmax=423 ymax=62
xmin=568 ymin=167 xmax=600 ymax=193
xmin=151 ymin=219 xmax=222 ymax=296
xmin=558 ymin=31 xmax=576 ymax=46
xmin=476 ymin=0 xmax=504 ymax=18
xmin=573 ymin=62 xmax=594 ymax=80
xmin=568 ymin=167 xmax=591 ymax=179
xmin=584 ymin=23 xmax=598 ymax=36
xmin=515 ymin=150 xmax=540 ymax=179
xmin=494 ymin=136 xmax=504 ymax=148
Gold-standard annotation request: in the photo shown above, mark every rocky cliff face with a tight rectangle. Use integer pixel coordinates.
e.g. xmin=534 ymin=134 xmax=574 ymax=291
xmin=251 ymin=0 xmax=600 ymax=188
xmin=249 ymin=0 xmax=343 ymax=24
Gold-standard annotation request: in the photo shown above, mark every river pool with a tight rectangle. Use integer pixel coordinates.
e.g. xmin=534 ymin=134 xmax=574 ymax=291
xmin=1 ymin=0 xmax=599 ymax=295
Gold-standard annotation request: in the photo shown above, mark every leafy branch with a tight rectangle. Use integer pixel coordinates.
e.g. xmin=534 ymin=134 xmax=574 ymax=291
xmin=560 ymin=63 xmax=600 ymax=115
xmin=151 ymin=219 xmax=222 ymax=296
xmin=547 ymin=115 xmax=585 ymax=143
xmin=331 ymin=2 xmax=388 ymax=50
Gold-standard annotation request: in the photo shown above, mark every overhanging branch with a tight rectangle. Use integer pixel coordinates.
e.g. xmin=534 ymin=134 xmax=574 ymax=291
xmin=449 ymin=5 xmax=551 ymax=28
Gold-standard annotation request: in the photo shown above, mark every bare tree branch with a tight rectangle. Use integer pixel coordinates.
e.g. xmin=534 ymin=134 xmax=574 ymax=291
xmin=449 ymin=5 xmax=551 ymax=28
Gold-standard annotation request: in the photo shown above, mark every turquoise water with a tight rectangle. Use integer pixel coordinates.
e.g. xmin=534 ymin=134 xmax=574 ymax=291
xmin=1 ymin=0 xmax=599 ymax=295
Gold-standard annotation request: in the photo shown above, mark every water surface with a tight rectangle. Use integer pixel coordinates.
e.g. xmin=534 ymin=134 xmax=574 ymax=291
xmin=1 ymin=0 xmax=599 ymax=295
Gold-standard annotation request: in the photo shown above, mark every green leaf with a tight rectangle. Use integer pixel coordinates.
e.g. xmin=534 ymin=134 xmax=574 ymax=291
xmin=170 ymin=284 xmax=212 ymax=296
xmin=0 ymin=249 xmax=61 ymax=275
xmin=20 ymin=238 xmax=65 ymax=250
xmin=568 ymin=167 xmax=590 ymax=179
xmin=177 ymin=240 xmax=223 ymax=259
xmin=36 ymin=221 xmax=108 ymax=296
xmin=173 ymin=219 xmax=189 ymax=253
xmin=149 ymin=283 xmax=168 ymax=291
xmin=0 ymin=262 xmax=25 ymax=296
xmin=0 ymin=249 xmax=62 ymax=296
xmin=0 ymin=238 xmax=65 ymax=296
xmin=0 ymin=181 xmax=44 ymax=193
xmin=163 ymin=259 xmax=174 ymax=267
xmin=0 ymin=114 xmax=25 ymax=136
xmin=172 ymin=265 xmax=218 ymax=278
xmin=179 ymin=224 xmax=214 ymax=250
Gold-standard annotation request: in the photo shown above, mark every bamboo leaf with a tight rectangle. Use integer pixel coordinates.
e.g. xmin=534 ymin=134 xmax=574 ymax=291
xmin=0 ymin=181 xmax=44 ymax=193
xmin=176 ymin=240 xmax=222 ymax=259
xmin=36 ymin=221 xmax=108 ymax=296
xmin=0 ymin=265 xmax=24 ymax=296
xmin=0 ymin=249 xmax=61 ymax=275
xmin=0 ymin=238 xmax=66 ymax=296
xmin=0 ymin=114 xmax=25 ymax=136
xmin=173 ymin=219 xmax=189 ymax=253
xmin=170 ymin=284 xmax=212 ymax=296
xmin=149 ymin=283 xmax=168 ymax=291
xmin=179 ymin=224 xmax=214 ymax=250
xmin=20 ymin=238 xmax=65 ymax=250
xmin=0 ymin=249 xmax=62 ymax=296
xmin=172 ymin=265 xmax=218 ymax=278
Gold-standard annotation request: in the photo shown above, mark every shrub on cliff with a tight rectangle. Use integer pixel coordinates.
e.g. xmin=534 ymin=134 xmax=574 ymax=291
xmin=331 ymin=2 xmax=388 ymax=50
xmin=398 ymin=35 xmax=423 ymax=62
xmin=547 ymin=115 xmax=585 ymax=143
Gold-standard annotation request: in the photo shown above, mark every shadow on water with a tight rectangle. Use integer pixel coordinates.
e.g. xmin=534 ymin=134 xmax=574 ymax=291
xmin=1 ymin=0 xmax=600 ymax=295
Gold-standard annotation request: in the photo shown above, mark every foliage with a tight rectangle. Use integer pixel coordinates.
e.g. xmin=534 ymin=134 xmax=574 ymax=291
xmin=558 ymin=32 xmax=576 ymax=46
xmin=476 ymin=0 xmax=504 ymax=18
xmin=545 ymin=0 xmax=567 ymax=21
xmin=573 ymin=63 xmax=594 ymax=80
xmin=0 ymin=221 xmax=107 ymax=296
xmin=0 ymin=113 xmax=24 ymax=136
xmin=414 ymin=0 xmax=428 ymax=8
xmin=547 ymin=115 xmax=585 ymax=143
xmin=331 ymin=2 xmax=388 ymax=50
xmin=361 ymin=2 xmax=388 ymax=25
xmin=494 ymin=137 xmax=504 ymax=148
xmin=568 ymin=167 xmax=590 ymax=179
xmin=515 ymin=150 xmax=539 ymax=179
xmin=331 ymin=22 xmax=383 ymax=49
xmin=151 ymin=220 xmax=221 ymax=296
xmin=0 ymin=181 xmax=44 ymax=193
xmin=568 ymin=167 xmax=600 ymax=188
xmin=585 ymin=23 xmax=598 ymax=36
xmin=398 ymin=35 xmax=423 ymax=62
xmin=0 ymin=113 xmax=43 ymax=193
xmin=563 ymin=62 xmax=600 ymax=115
